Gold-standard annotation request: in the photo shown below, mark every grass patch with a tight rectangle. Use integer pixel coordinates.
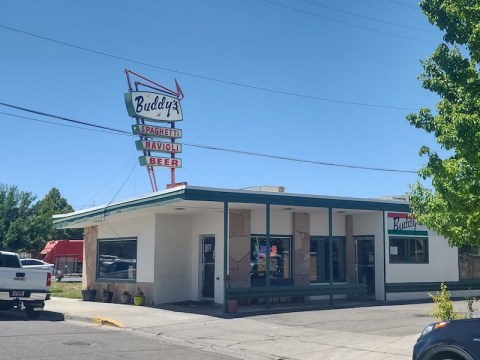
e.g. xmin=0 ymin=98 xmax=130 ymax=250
xmin=50 ymin=281 xmax=82 ymax=299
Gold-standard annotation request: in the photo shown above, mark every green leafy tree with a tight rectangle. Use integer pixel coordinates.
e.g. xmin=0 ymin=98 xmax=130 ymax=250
xmin=30 ymin=188 xmax=83 ymax=253
xmin=406 ymin=0 xmax=480 ymax=246
xmin=0 ymin=185 xmax=36 ymax=251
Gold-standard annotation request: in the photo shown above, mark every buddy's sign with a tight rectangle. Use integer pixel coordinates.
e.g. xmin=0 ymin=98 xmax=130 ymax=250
xmin=124 ymin=91 xmax=183 ymax=122
xmin=387 ymin=212 xmax=428 ymax=236
xmin=124 ymin=70 xmax=184 ymax=190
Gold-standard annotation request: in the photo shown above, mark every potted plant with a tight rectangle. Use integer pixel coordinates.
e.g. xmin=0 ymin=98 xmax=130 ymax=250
xmin=120 ymin=291 xmax=132 ymax=304
xmin=102 ymin=284 xmax=114 ymax=303
xmin=81 ymin=287 xmax=97 ymax=302
xmin=133 ymin=288 xmax=145 ymax=306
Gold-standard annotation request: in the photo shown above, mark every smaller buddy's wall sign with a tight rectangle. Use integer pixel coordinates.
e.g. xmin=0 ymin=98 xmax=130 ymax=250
xmin=387 ymin=212 xmax=428 ymax=236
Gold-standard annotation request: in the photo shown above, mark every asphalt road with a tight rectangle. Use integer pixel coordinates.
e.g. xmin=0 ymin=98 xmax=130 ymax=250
xmin=0 ymin=312 xmax=240 ymax=360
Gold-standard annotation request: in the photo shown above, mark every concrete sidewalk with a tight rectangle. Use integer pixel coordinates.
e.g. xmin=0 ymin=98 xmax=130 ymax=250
xmin=41 ymin=297 xmax=446 ymax=360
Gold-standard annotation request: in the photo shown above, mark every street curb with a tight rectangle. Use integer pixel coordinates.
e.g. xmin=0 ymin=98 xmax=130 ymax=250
xmin=90 ymin=316 xmax=124 ymax=328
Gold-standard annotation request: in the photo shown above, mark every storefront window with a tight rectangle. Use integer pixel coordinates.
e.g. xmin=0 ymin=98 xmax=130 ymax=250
xmin=459 ymin=246 xmax=480 ymax=279
xmin=389 ymin=237 xmax=428 ymax=263
xmin=310 ymin=237 xmax=346 ymax=283
xmin=97 ymin=238 xmax=137 ymax=280
xmin=250 ymin=235 xmax=291 ymax=280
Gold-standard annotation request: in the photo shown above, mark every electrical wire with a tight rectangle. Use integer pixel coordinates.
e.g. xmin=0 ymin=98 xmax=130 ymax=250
xmin=0 ymin=102 xmax=418 ymax=174
xmin=0 ymin=24 xmax=418 ymax=111
xmin=300 ymin=0 xmax=434 ymax=34
xmin=0 ymin=111 xmax=128 ymax=136
xmin=0 ymin=102 xmax=129 ymax=135
xmin=258 ymin=0 xmax=436 ymax=45
xmin=386 ymin=0 xmax=419 ymax=11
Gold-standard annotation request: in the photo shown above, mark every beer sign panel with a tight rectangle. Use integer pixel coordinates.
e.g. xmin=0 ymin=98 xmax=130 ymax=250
xmin=139 ymin=156 xmax=182 ymax=168
xmin=135 ymin=140 xmax=182 ymax=153
xmin=125 ymin=91 xmax=183 ymax=122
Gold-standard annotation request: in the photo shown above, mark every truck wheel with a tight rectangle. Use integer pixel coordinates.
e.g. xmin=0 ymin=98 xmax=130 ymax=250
xmin=25 ymin=306 xmax=41 ymax=319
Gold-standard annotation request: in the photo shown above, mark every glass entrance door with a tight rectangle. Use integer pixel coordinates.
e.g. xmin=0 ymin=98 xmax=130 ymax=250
xmin=201 ymin=235 xmax=215 ymax=299
xmin=355 ymin=237 xmax=375 ymax=298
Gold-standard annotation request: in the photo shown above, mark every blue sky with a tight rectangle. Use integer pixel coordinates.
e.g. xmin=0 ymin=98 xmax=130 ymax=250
xmin=1 ymin=0 xmax=443 ymax=210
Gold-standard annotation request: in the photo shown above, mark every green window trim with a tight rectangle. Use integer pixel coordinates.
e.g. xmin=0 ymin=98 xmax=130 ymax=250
xmin=389 ymin=236 xmax=429 ymax=264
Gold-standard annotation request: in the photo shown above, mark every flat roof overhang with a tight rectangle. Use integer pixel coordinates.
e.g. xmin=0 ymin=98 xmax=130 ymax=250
xmin=53 ymin=185 xmax=410 ymax=229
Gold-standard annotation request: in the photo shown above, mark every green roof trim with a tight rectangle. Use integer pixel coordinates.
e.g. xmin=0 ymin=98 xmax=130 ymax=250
xmin=53 ymin=186 xmax=410 ymax=229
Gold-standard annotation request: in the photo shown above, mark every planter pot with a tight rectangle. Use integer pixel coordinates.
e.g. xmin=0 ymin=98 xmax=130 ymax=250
xmin=120 ymin=294 xmax=132 ymax=304
xmin=103 ymin=291 xmax=114 ymax=303
xmin=133 ymin=295 xmax=145 ymax=306
xmin=81 ymin=289 xmax=97 ymax=302
xmin=227 ymin=299 xmax=238 ymax=313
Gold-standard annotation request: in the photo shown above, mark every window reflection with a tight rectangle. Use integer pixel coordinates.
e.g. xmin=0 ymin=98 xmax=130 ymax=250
xmin=250 ymin=236 xmax=291 ymax=280
xmin=310 ymin=237 xmax=346 ymax=283
xmin=97 ymin=238 xmax=137 ymax=280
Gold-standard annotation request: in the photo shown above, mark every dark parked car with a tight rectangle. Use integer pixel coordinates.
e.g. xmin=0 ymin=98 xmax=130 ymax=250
xmin=413 ymin=318 xmax=480 ymax=360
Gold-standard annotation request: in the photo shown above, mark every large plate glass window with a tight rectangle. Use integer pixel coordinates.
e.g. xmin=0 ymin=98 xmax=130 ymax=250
xmin=389 ymin=237 xmax=428 ymax=263
xmin=250 ymin=235 xmax=291 ymax=280
xmin=97 ymin=238 xmax=137 ymax=280
xmin=310 ymin=236 xmax=346 ymax=283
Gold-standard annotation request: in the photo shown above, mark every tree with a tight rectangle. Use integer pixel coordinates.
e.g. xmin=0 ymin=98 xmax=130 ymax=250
xmin=0 ymin=185 xmax=82 ymax=254
xmin=406 ymin=0 xmax=480 ymax=246
xmin=0 ymin=185 xmax=36 ymax=251
xmin=30 ymin=188 xmax=83 ymax=252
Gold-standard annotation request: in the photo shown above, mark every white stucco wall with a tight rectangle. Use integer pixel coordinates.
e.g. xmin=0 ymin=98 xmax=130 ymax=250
xmin=352 ymin=212 xmax=384 ymax=300
xmin=251 ymin=209 xmax=292 ymax=235
xmin=191 ymin=210 xmax=225 ymax=304
xmin=310 ymin=212 xmax=346 ymax=236
xmin=97 ymin=214 xmax=156 ymax=283
xmin=386 ymin=231 xmax=459 ymax=283
xmin=154 ymin=214 xmax=193 ymax=304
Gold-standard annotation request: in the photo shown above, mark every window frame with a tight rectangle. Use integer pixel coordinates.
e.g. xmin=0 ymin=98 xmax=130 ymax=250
xmin=96 ymin=237 xmax=138 ymax=282
xmin=389 ymin=236 xmax=429 ymax=264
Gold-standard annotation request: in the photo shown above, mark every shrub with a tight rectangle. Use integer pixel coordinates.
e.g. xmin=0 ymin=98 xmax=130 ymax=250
xmin=428 ymin=283 xmax=462 ymax=321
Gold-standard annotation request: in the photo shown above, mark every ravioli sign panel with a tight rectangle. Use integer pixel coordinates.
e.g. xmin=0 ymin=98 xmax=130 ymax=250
xmin=125 ymin=91 xmax=183 ymax=122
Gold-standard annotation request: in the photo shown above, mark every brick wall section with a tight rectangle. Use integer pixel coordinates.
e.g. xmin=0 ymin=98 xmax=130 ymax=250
xmin=82 ymin=226 xmax=98 ymax=292
xmin=228 ymin=209 xmax=251 ymax=288
xmin=293 ymin=213 xmax=310 ymax=285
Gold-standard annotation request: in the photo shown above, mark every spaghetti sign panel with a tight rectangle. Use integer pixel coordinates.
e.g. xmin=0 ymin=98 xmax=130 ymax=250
xmin=131 ymin=124 xmax=182 ymax=139
xmin=124 ymin=91 xmax=183 ymax=122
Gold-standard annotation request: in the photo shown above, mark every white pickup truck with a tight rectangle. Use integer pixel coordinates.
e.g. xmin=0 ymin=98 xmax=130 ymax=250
xmin=0 ymin=251 xmax=51 ymax=318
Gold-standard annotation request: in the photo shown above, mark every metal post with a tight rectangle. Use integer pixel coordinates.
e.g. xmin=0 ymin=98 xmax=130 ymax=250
xmin=329 ymin=207 xmax=333 ymax=306
xmin=266 ymin=203 xmax=270 ymax=309
xmin=223 ymin=202 xmax=229 ymax=313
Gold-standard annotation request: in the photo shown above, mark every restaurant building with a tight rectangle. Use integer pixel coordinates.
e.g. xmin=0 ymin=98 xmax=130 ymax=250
xmin=53 ymin=185 xmax=480 ymax=308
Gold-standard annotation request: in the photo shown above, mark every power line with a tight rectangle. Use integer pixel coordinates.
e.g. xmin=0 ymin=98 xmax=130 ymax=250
xmin=183 ymin=142 xmax=417 ymax=174
xmin=258 ymin=0 xmax=436 ymax=45
xmin=0 ymin=102 xmax=418 ymax=174
xmin=300 ymin=0 xmax=435 ymax=34
xmin=0 ymin=111 xmax=128 ymax=136
xmin=0 ymin=24 xmax=418 ymax=111
xmin=386 ymin=0 xmax=419 ymax=11
xmin=0 ymin=102 xmax=130 ymax=134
